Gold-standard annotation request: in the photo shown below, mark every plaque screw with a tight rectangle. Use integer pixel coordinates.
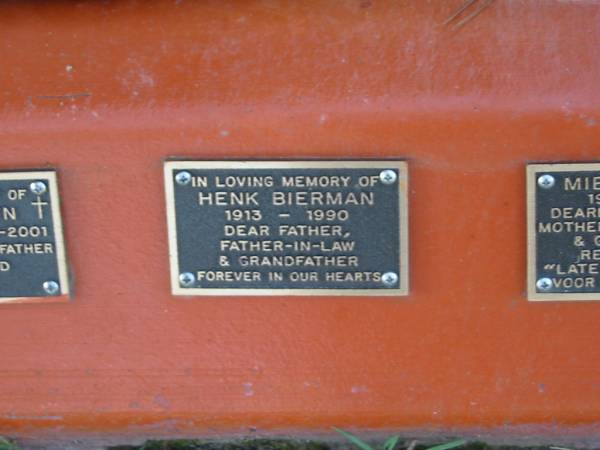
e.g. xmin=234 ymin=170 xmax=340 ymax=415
xmin=30 ymin=181 xmax=47 ymax=195
xmin=179 ymin=272 xmax=195 ymax=287
xmin=537 ymin=174 xmax=555 ymax=189
xmin=536 ymin=277 xmax=553 ymax=292
xmin=42 ymin=280 xmax=60 ymax=295
xmin=381 ymin=271 xmax=399 ymax=287
xmin=379 ymin=170 xmax=397 ymax=185
xmin=175 ymin=171 xmax=192 ymax=186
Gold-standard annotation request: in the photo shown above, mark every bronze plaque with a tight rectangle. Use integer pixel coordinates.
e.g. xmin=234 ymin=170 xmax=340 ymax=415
xmin=0 ymin=171 xmax=69 ymax=303
xmin=164 ymin=161 xmax=409 ymax=296
xmin=528 ymin=163 xmax=600 ymax=301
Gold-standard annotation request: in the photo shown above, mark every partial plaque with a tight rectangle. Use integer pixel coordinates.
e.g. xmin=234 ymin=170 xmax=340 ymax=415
xmin=528 ymin=163 xmax=600 ymax=301
xmin=165 ymin=161 xmax=408 ymax=296
xmin=0 ymin=171 xmax=69 ymax=303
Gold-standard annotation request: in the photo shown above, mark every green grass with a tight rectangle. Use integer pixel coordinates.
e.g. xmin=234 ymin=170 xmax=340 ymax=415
xmin=333 ymin=429 xmax=466 ymax=450
xmin=0 ymin=437 xmax=20 ymax=450
xmin=115 ymin=435 xmax=469 ymax=450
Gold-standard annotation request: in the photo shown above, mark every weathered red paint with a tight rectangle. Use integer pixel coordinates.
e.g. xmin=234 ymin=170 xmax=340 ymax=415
xmin=1 ymin=0 xmax=600 ymax=444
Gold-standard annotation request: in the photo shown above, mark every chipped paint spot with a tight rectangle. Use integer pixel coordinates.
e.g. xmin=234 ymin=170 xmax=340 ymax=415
xmin=243 ymin=382 xmax=255 ymax=397
xmin=4 ymin=414 xmax=63 ymax=421
xmin=139 ymin=70 xmax=155 ymax=87
xmin=351 ymin=385 xmax=368 ymax=394
xmin=153 ymin=394 xmax=170 ymax=409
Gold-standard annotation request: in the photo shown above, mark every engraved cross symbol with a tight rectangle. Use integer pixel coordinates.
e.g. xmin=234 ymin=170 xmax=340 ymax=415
xmin=31 ymin=196 xmax=48 ymax=220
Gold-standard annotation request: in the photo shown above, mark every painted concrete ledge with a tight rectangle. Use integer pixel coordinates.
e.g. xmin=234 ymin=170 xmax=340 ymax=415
xmin=2 ymin=1 xmax=600 ymax=447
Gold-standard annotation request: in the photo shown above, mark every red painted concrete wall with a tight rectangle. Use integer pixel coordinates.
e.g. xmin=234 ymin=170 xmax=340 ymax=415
xmin=1 ymin=0 xmax=600 ymax=443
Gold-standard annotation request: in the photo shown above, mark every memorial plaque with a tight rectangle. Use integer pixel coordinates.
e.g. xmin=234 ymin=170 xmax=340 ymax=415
xmin=0 ymin=171 xmax=69 ymax=303
xmin=528 ymin=163 xmax=600 ymax=301
xmin=164 ymin=161 xmax=408 ymax=296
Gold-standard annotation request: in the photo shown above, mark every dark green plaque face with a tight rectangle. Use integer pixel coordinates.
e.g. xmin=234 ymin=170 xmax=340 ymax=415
xmin=165 ymin=161 xmax=409 ymax=296
xmin=528 ymin=163 xmax=600 ymax=301
xmin=0 ymin=171 xmax=69 ymax=302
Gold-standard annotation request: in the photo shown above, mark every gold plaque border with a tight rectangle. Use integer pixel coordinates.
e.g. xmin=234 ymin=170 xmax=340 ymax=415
xmin=0 ymin=171 xmax=70 ymax=304
xmin=527 ymin=162 xmax=600 ymax=301
xmin=164 ymin=160 xmax=409 ymax=297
